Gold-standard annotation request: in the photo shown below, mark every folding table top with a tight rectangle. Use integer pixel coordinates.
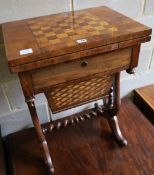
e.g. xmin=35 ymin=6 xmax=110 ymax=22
xmin=2 ymin=6 xmax=152 ymax=69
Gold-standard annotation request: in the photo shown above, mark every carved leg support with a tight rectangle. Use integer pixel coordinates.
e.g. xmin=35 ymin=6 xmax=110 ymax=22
xmin=107 ymin=72 xmax=128 ymax=146
xmin=19 ymin=73 xmax=54 ymax=174
xmin=26 ymin=98 xmax=54 ymax=174
xmin=108 ymin=116 xmax=127 ymax=146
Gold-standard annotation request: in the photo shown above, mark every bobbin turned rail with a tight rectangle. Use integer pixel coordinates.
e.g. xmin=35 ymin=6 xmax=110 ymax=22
xmin=42 ymin=103 xmax=103 ymax=134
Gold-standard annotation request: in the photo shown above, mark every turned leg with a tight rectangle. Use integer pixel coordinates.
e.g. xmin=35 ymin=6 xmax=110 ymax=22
xmin=107 ymin=72 xmax=128 ymax=146
xmin=19 ymin=73 xmax=54 ymax=174
xmin=26 ymin=97 xmax=54 ymax=173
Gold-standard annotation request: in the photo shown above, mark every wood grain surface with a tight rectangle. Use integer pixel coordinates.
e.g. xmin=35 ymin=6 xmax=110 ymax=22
xmin=135 ymin=84 xmax=154 ymax=110
xmin=2 ymin=6 xmax=151 ymax=70
xmin=134 ymin=84 xmax=154 ymax=124
xmin=6 ymin=99 xmax=154 ymax=175
xmin=32 ymin=47 xmax=131 ymax=91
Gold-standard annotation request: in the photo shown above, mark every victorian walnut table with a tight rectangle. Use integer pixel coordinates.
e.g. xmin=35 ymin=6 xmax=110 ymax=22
xmin=2 ymin=6 xmax=152 ymax=174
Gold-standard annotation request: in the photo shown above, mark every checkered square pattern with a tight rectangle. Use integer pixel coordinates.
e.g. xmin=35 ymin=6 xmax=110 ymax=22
xmin=45 ymin=75 xmax=113 ymax=113
xmin=27 ymin=11 xmax=118 ymax=48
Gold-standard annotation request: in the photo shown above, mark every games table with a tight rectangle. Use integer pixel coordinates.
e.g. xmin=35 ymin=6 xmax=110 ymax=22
xmin=2 ymin=6 xmax=152 ymax=174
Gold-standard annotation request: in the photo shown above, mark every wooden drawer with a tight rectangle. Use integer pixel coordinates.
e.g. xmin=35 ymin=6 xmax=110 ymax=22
xmin=32 ymin=47 xmax=132 ymax=92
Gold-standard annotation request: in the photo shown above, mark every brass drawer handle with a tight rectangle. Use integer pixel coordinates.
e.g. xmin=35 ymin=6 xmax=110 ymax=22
xmin=81 ymin=61 xmax=88 ymax=67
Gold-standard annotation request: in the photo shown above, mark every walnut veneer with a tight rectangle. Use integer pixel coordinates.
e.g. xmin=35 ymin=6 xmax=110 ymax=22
xmin=2 ymin=6 xmax=152 ymax=174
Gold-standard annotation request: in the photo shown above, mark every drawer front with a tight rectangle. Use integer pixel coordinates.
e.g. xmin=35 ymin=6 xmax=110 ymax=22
xmin=32 ymin=47 xmax=132 ymax=92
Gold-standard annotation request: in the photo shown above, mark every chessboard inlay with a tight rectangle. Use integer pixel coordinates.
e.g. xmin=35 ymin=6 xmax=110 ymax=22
xmin=27 ymin=11 xmax=118 ymax=48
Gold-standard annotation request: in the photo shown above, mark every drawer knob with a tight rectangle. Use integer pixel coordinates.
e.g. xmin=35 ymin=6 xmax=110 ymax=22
xmin=81 ymin=61 xmax=88 ymax=67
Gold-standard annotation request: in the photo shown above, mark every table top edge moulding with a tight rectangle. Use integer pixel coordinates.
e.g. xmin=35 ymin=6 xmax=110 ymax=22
xmin=2 ymin=6 xmax=152 ymax=175
xmin=2 ymin=6 xmax=152 ymax=72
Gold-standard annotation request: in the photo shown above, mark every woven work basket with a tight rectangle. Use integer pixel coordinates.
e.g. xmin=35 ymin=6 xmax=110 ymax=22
xmin=45 ymin=75 xmax=113 ymax=113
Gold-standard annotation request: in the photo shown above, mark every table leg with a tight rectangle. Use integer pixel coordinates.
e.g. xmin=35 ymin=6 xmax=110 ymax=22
xmin=107 ymin=72 xmax=127 ymax=146
xmin=19 ymin=73 xmax=54 ymax=174
xmin=107 ymin=115 xmax=127 ymax=146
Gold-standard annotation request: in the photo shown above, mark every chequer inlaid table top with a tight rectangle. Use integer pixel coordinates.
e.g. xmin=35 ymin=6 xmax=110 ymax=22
xmin=27 ymin=11 xmax=118 ymax=48
xmin=2 ymin=6 xmax=151 ymax=68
